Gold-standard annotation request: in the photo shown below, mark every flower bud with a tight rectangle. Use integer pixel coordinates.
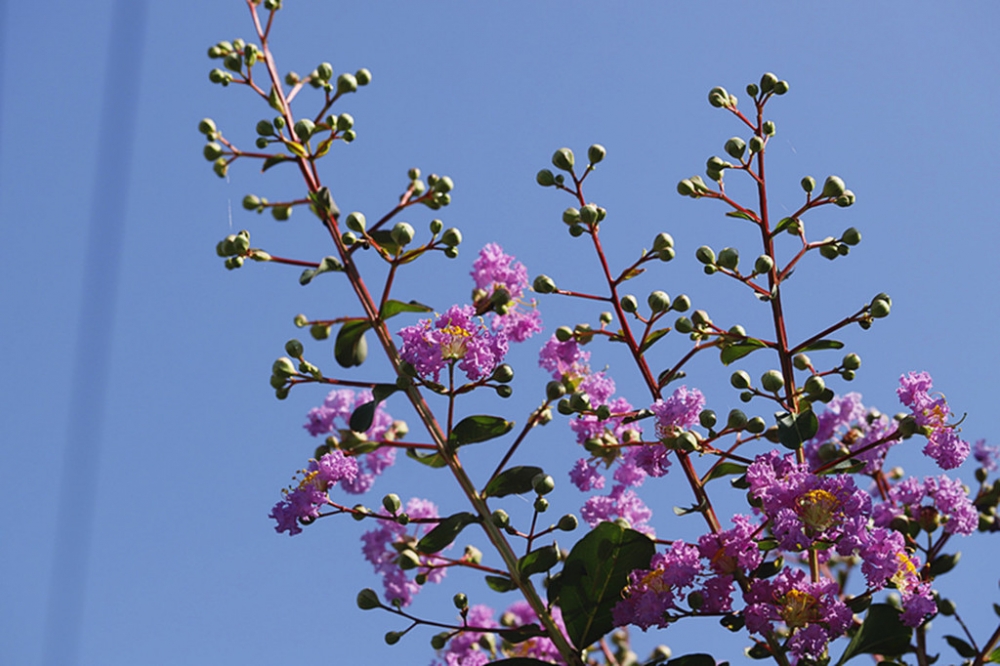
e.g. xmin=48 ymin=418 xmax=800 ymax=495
xmin=492 ymin=509 xmax=510 ymax=528
xmin=552 ymin=148 xmax=575 ymax=171
xmin=674 ymin=316 xmax=693 ymax=334
xmin=708 ymin=86 xmax=729 ymax=108
xmin=532 ymin=473 xmax=555 ymax=495
xmin=337 ymin=73 xmax=358 ymax=94
xmin=691 ymin=309 xmax=711 ymax=327
xmin=391 ymin=222 xmax=415 ymax=246
xmin=203 ymin=142 xmax=224 ymax=161
xmin=821 ymin=176 xmax=846 ymax=199
xmin=384 ymin=631 xmax=403 ymax=645
xmin=579 ymin=204 xmax=599 ymax=225
xmin=569 ymin=391 xmax=591 ymax=412
xmin=793 ymin=353 xmax=811 ymax=371
xmin=341 ymin=129 xmax=357 ymax=143
xmin=336 ymin=113 xmax=355 ymax=132
xmin=198 ymin=118 xmax=217 ymax=136
xmin=803 ymin=374 xmax=825 ymax=397
xmin=819 ymin=241 xmax=840 ymax=260
xmin=676 ymin=179 xmax=695 ymax=196
xmin=293 ymin=119 xmax=315 ymax=141
xmin=801 ymin=176 xmax=816 ymax=193
xmin=707 ymin=156 xmax=728 ymax=173
xmin=557 ymin=398 xmax=573 ymax=415
xmin=533 ymin=497 xmax=549 ymax=513
xmin=870 ymin=298 xmax=891 ymax=318
xmin=763 ymin=121 xmax=776 ymax=136
xmin=724 ymin=137 xmax=746 ymax=160
xmin=620 ymin=294 xmax=639 ymax=313
xmin=294 ymin=314 xmax=308 ymax=328
xmin=652 ymin=233 xmax=674 ymax=252
xmin=533 ymin=274 xmax=556 ymax=294
xmin=748 ymin=136 xmax=765 ymax=153
xmin=773 ymin=80 xmax=789 ymax=95
xmin=699 ymin=409 xmax=717 ymax=429
xmin=223 ymin=53 xmax=242 ymax=72
xmin=562 ymin=208 xmax=580 ymax=225
xmin=647 ymin=291 xmax=671 ymax=313
xmin=357 ymin=588 xmax=380 ymax=610
xmin=555 ymin=326 xmax=573 ymax=342
xmin=759 ymin=73 xmax=778 ymax=94
xmin=727 ymin=409 xmax=748 ymax=429
xmin=588 ymin=144 xmax=606 ymax=164
xmin=558 ymin=514 xmax=578 ymax=531
xmin=546 ymin=381 xmax=566 ymax=401
xmin=842 ymin=353 xmax=861 ymax=370
xmin=695 ymin=246 xmax=716 ymax=265
xmin=242 ymin=194 xmax=261 ymax=210
xmin=430 ymin=634 xmax=448 ymax=651
xmin=492 ymin=364 xmax=514 ymax=383
xmin=717 ymin=247 xmax=739 ymax=270
xmin=746 ymin=416 xmax=766 ymax=434
xmin=225 ymin=256 xmax=243 ymax=270
xmin=272 ymin=357 xmax=296 ymax=377
xmin=835 ymin=190 xmax=855 ymax=207
xmin=341 ymin=231 xmax=357 ymax=246
xmin=285 ymin=339 xmax=304 ymax=357
xmin=731 ymin=370 xmax=752 ymax=390
xmin=841 ymin=369 xmax=856 ymax=381
xmin=536 ymin=169 xmax=555 ymax=187
xmin=440 ymin=228 xmax=462 ymax=247
xmin=761 ymin=370 xmax=784 ymax=393
xmin=346 ymin=212 xmax=366 ymax=233
xmin=754 ymin=254 xmax=774 ymax=275
xmin=841 ymin=227 xmax=862 ymax=246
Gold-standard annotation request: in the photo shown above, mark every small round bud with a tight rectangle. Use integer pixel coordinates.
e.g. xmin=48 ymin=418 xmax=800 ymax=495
xmin=557 ymin=398 xmax=573 ymax=415
xmin=532 ymin=274 xmax=558 ymax=295
xmin=652 ymin=233 xmax=674 ymax=251
xmin=754 ymin=254 xmax=774 ymax=274
xmin=491 ymin=509 xmax=509 ymax=528
xmin=533 ymin=497 xmax=549 ymax=513
xmin=492 ymin=364 xmax=514 ymax=383
xmin=532 ymin=473 xmax=555 ymax=495
xmin=346 ymin=212 xmax=366 ymax=233
xmin=674 ymin=316 xmax=693 ymax=334
xmin=724 ymin=137 xmax=746 ymax=160
xmin=203 ymin=142 xmax=224 ymax=161
xmin=407 ymin=167 xmax=421 ymax=181
xmin=357 ymin=588 xmax=381 ymax=610
xmin=746 ymin=416 xmax=766 ymax=434
xmin=293 ymin=119 xmax=315 ymax=141
xmin=555 ymin=326 xmax=573 ymax=342
xmin=453 ymin=593 xmax=468 ymax=610
xmin=294 ymin=314 xmax=309 ymax=328
xmin=620 ymin=294 xmax=639 ymax=313
xmin=558 ymin=514 xmax=579 ymax=531
xmin=242 ymin=194 xmax=261 ymax=210
xmin=803 ymin=374 xmax=825 ymax=397
xmin=336 ymin=113 xmax=355 ymax=132
xmin=356 ymin=68 xmax=372 ymax=85
xmin=223 ymin=53 xmax=242 ymax=72
xmin=658 ymin=247 xmax=676 ymax=262
xmin=842 ymin=227 xmax=862 ymax=246
xmin=316 ymin=62 xmax=333 ymax=81
xmin=691 ymin=309 xmax=712 ymax=327
xmin=842 ymin=353 xmax=861 ymax=370
xmin=773 ymin=80 xmax=789 ymax=95
xmin=669 ymin=294 xmax=690 ymax=313
xmin=341 ymin=129 xmax=357 ymax=143
xmin=441 ymin=228 xmax=462 ymax=247
xmin=552 ymin=148 xmax=575 ymax=171
xmin=739 ymin=390 xmax=753 ymax=403
xmin=337 ymin=73 xmax=358 ymax=94
xmin=937 ymin=598 xmax=956 ymax=616
xmin=384 ymin=631 xmax=403 ymax=646
xmin=198 ymin=118 xmax=217 ymax=135
xmin=793 ymin=353 xmax=811 ymax=371
xmin=759 ymin=72 xmax=778 ymax=94
xmin=569 ymin=391 xmax=591 ymax=412
xmin=841 ymin=369 xmax=856 ymax=381
xmin=341 ymin=231 xmax=357 ymax=246
xmin=536 ymin=169 xmax=555 ymax=187
xmin=727 ymin=409 xmax=748 ymax=429
xmin=272 ymin=357 xmax=296 ymax=377
xmin=730 ymin=370 xmax=752 ymax=390
xmin=871 ymin=298 xmax=891 ymax=319
xmin=285 ymin=339 xmax=304 ymax=357
xmin=433 ymin=176 xmax=453 ymax=194
xmin=647 ymin=291 xmax=671 ymax=313
xmin=819 ymin=241 xmax=840 ymax=260
xmin=821 ymin=176 xmax=846 ymax=199
xmin=579 ymin=204 xmax=600 ymax=225
xmin=699 ymin=409 xmax=717 ymax=429
xmin=381 ymin=493 xmax=402 ymax=514
xmin=391 ymin=222 xmax=415 ymax=246
xmin=677 ymin=179 xmax=695 ymax=196
xmin=599 ymin=311 xmax=613 ymax=325
xmin=430 ymin=634 xmax=448 ymax=651
xmin=562 ymin=208 xmax=580 ymax=225
xmin=588 ymin=144 xmax=607 ymax=164
xmin=835 ymin=190 xmax=856 ymax=207
xmin=708 ymin=86 xmax=729 ymax=108
xmin=717 ymin=247 xmax=739 ymax=270
xmin=748 ymin=136 xmax=765 ymax=153
xmin=801 ymin=176 xmax=816 ymax=193
xmin=760 ymin=370 xmax=784 ymax=393
xmin=695 ymin=246 xmax=716 ymax=265
xmin=546 ymin=381 xmax=567 ymax=401
xmin=763 ymin=121 xmax=776 ymax=136
xmin=426 ymin=219 xmax=443 ymax=235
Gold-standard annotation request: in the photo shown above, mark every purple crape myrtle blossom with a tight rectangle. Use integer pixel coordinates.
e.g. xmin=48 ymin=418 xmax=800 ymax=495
xmin=872 ymin=475 xmax=978 ymax=536
xmin=897 ymin=371 xmax=970 ymax=469
xmin=470 ymin=243 xmax=542 ymax=343
xmin=538 ymin=335 xmax=590 ymax=383
xmin=569 ymin=458 xmax=605 ymax=492
xmin=399 ymin=304 xmax=509 ymax=383
xmin=269 ymin=451 xmax=358 ymax=536
xmin=303 ymin=389 xmax=401 ymax=494
xmin=500 ymin=601 xmax=568 ymax=664
xmin=743 ymin=567 xmax=852 ymax=661
xmin=432 ymin=604 xmax=496 ymax=666
xmin=803 ymin=393 xmax=896 ymax=474
xmin=612 ymin=541 xmax=703 ymax=630
xmin=650 ymin=385 xmax=705 ymax=437
xmin=361 ymin=498 xmax=445 ymax=607
xmin=974 ymin=439 xmax=1000 ymax=472
xmin=581 ymin=485 xmax=653 ymax=536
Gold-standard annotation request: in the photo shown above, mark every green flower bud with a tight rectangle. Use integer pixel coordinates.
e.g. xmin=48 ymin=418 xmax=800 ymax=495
xmin=425 ymin=219 xmax=442 ymax=236
xmin=555 ymin=326 xmax=573 ymax=342
xmin=665 ymin=295 xmax=689 ymax=314
xmin=620 ymin=294 xmax=639 ymax=313
xmin=207 ymin=46 xmax=224 ymax=59
xmin=558 ymin=514 xmax=578 ymax=531
xmin=264 ymin=0 xmax=283 ymax=9
xmin=272 ymin=357 xmax=297 ymax=377
xmin=203 ymin=142 xmax=224 ymax=161
xmin=842 ymin=227 xmax=862 ymax=246
xmin=599 ymin=311 xmax=613 ymax=325
xmin=283 ymin=70 xmax=299 ymax=85
xmin=647 ymin=291 xmax=671 ymax=313
xmin=253 ymin=137 xmax=267 ymax=149
xmin=341 ymin=231 xmax=357 ymax=246
xmin=233 ymin=231 xmax=251 ymax=253
xmin=198 ymin=118 xmax=217 ymax=136
xmin=724 ymin=137 xmax=746 ymax=160
xmin=579 ymin=204 xmax=599 ymax=225
xmin=708 ymin=86 xmax=729 ymax=108
xmin=835 ymin=190 xmax=856 ymax=207
xmin=213 ymin=157 xmax=229 ymax=178
xmin=293 ymin=119 xmax=315 ymax=141
xmin=731 ymin=370 xmax=752 ymax=390
xmin=652 ymin=233 xmax=674 ymax=252
xmin=588 ymin=144 xmax=606 ymax=164
xmin=532 ymin=473 xmax=555 ymax=495
xmin=727 ymin=409 xmax=748 ymax=429
xmin=391 ymin=222 xmax=415 ymax=246
xmin=841 ymin=369 xmax=856 ymax=381
xmin=699 ymin=409 xmax=717 ymax=429
xmin=759 ymin=72 xmax=778 ymax=94
xmin=801 ymin=176 xmax=816 ymax=193
xmin=533 ymin=497 xmax=549 ymax=513
xmin=754 ymin=254 xmax=774 ymax=274
xmin=717 ymin=247 xmax=739 ymax=270
xmin=492 ymin=509 xmax=510 ymax=528
xmin=746 ymin=416 xmax=766 ymax=434
xmin=674 ymin=316 xmax=693 ymax=334
xmin=533 ymin=274 xmax=556 ymax=294
xmin=842 ymin=353 xmax=861 ymax=370
xmin=552 ymin=148 xmax=575 ymax=171
xmin=773 ymin=80 xmax=789 ymax=95
xmin=357 ymin=588 xmax=380 ymax=610
xmin=336 ymin=113 xmax=355 ymax=131
xmin=695 ymin=246 xmax=716 ymax=265
xmin=569 ymin=391 xmax=591 ymax=412
xmin=384 ymin=631 xmax=403 ymax=646
xmin=223 ymin=53 xmax=243 ymax=73
xmin=441 ymin=228 xmax=462 ymax=247
xmin=546 ymin=380 xmax=567 ymax=401
xmin=346 ymin=212 xmax=366 ymax=233
xmin=451 ymin=592 xmax=469 ymax=610
xmin=748 ymin=136 xmax=765 ymax=153
xmin=707 ymin=156 xmax=728 ymax=173
xmin=430 ymin=634 xmax=448 ymax=651
xmin=819 ymin=241 xmax=840 ymax=260
xmin=804 ymin=374 xmax=825 ymax=397
xmin=381 ymin=493 xmax=402 ymax=514
xmin=821 ymin=176 xmax=846 ymax=199
xmin=492 ymin=364 xmax=514 ymax=383
xmin=763 ymin=121 xmax=776 ymax=136
xmin=242 ymin=194 xmax=261 ymax=210
xmin=337 ymin=73 xmax=358 ymax=94
xmin=208 ymin=68 xmax=228 ymax=84
xmin=761 ymin=370 xmax=784 ymax=393
xmin=871 ymin=298 xmax=891 ymax=318
xmin=562 ymin=207 xmax=580 ymax=225
xmin=536 ymin=169 xmax=555 ymax=187
xmin=316 ymin=62 xmax=333 ymax=81
xmin=793 ymin=353 xmax=811 ymax=371
xmin=676 ymin=179 xmax=695 ymax=196
xmin=294 ymin=313 xmax=308 ymax=328
xmin=341 ymin=129 xmax=356 ymax=143
xmin=285 ymin=339 xmax=304 ymax=357
xmin=356 ymin=68 xmax=372 ymax=85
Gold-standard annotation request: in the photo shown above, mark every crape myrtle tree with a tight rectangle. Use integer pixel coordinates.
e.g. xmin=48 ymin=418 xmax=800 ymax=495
xmin=200 ymin=2 xmax=1000 ymax=665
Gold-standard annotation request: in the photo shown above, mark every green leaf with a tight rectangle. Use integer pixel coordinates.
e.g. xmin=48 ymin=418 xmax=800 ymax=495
xmin=656 ymin=369 xmax=687 ymax=388
xmin=261 ymin=153 xmax=293 ymax=172
xmin=663 ymin=655 xmax=718 ymax=666
xmin=496 ymin=624 xmax=545 ymax=644
xmin=405 ymin=447 xmax=447 ymax=469
xmin=368 ymin=229 xmax=401 ymax=255
xmin=776 ymin=409 xmax=818 ymax=451
xmin=720 ymin=339 xmax=766 ymax=365
xmin=484 ymin=466 xmax=544 ymax=498
xmin=817 ymin=459 xmax=866 ymax=475
xmin=994 ymin=602 xmax=1000 ymax=618
xmin=750 ymin=558 xmax=782 ymax=580
xmin=484 ymin=575 xmax=518 ymax=593
xmin=348 ymin=401 xmax=377 ymax=433
xmin=415 ymin=512 xmax=478 ymax=554
xmin=334 ymin=320 xmax=370 ymax=368
xmin=449 ymin=415 xmax=514 ymax=448
xmin=519 ymin=544 xmax=560 ymax=577
xmin=798 ymin=338 xmax=845 ymax=352
xmin=704 ymin=462 xmax=748 ymax=484
xmin=773 ymin=217 xmax=798 ymax=234
xmin=372 ymin=383 xmax=398 ymax=402
xmin=557 ymin=521 xmax=655 ymax=650
xmin=988 ymin=646 xmax=1000 ymax=663
xmin=944 ymin=635 xmax=977 ymax=659
xmin=639 ymin=328 xmax=670 ymax=354
xmin=620 ymin=266 xmax=645 ymax=281
xmin=381 ymin=299 xmax=434 ymax=319
xmin=836 ymin=603 xmax=912 ymax=665
xmin=927 ymin=552 xmax=960 ymax=577
xmin=725 ymin=210 xmax=755 ymax=221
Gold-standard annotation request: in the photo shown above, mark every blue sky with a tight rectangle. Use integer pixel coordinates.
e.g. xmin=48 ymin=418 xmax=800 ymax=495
xmin=2 ymin=2 xmax=1000 ymax=664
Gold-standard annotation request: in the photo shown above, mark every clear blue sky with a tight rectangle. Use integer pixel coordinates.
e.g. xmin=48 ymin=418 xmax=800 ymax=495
xmin=2 ymin=2 xmax=999 ymax=664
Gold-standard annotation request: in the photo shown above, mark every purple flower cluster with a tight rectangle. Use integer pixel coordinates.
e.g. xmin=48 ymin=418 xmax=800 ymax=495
xmin=361 ymin=498 xmax=446 ymax=607
xmin=651 ymin=386 xmax=705 ymax=438
xmin=974 ymin=439 xmax=1000 ymax=472
xmin=803 ymin=393 xmax=895 ymax=474
xmin=581 ymin=485 xmax=653 ymax=535
xmin=304 ymin=389 xmax=400 ymax=493
xmin=431 ymin=604 xmax=496 ymax=666
xmin=432 ymin=601 xmax=568 ymax=666
xmin=399 ymin=304 xmax=509 ymax=383
xmin=471 ymin=243 xmax=542 ymax=343
xmin=873 ymin=474 xmax=978 ymax=536
xmin=269 ymin=451 xmax=358 ymax=536
xmin=898 ymin=371 xmax=970 ymax=469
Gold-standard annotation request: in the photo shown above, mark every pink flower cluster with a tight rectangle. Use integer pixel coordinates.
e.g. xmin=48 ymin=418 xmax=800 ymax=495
xmin=898 ymin=371 xmax=970 ymax=469
xmin=269 ymin=451 xmax=358 ymax=536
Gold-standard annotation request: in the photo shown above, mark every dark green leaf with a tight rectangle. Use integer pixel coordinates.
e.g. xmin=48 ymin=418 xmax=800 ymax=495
xmin=927 ymin=552 xmax=960 ymax=577
xmin=484 ymin=466 xmax=544 ymax=498
xmin=988 ymin=647 xmax=1000 ymax=663
xmin=994 ymin=602 xmax=1000 ymax=618
xmin=485 ymin=575 xmax=518 ymax=593
xmin=747 ymin=642 xmax=772 ymax=659
xmin=546 ymin=571 xmax=563 ymax=606
xmin=334 ymin=320 xmax=370 ymax=368
xmin=372 ymin=384 xmax=398 ymax=402
xmin=261 ymin=153 xmax=292 ymax=172
xmin=449 ymin=415 xmax=514 ymax=448
xmin=657 ymin=369 xmax=687 ymax=388
xmin=497 ymin=624 xmax=545 ymax=644
xmin=405 ymin=447 xmax=447 ymax=469
xmin=639 ymin=328 xmax=670 ymax=354
xmin=665 ymin=655 xmax=718 ymax=666
xmin=298 ymin=268 xmax=317 ymax=285
xmin=620 ymin=267 xmax=645 ymax=281
xmin=415 ymin=512 xmax=478 ymax=554
xmin=557 ymin=521 xmax=655 ymax=650
xmin=944 ymin=635 xmax=977 ymax=659
xmin=349 ymin=401 xmax=377 ymax=433
xmin=725 ymin=210 xmax=755 ymax=221
xmin=314 ymin=255 xmax=343 ymax=276
xmin=777 ymin=409 xmax=818 ymax=451
xmin=704 ymin=462 xmax=748 ymax=484
xmin=381 ymin=299 xmax=434 ymax=319
xmin=368 ymin=229 xmax=401 ymax=254
xmin=773 ymin=217 xmax=798 ymax=234
xmin=720 ymin=339 xmax=766 ymax=365
xmin=750 ymin=557 xmax=782 ymax=580
xmin=719 ymin=613 xmax=744 ymax=632
xmin=817 ymin=459 xmax=866 ymax=476
xmin=836 ymin=603 xmax=912 ymax=665
xmin=673 ymin=498 xmax=708 ymax=516
xmin=798 ymin=338 xmax=845 ymax=352
xmin=519 ymin=544 xmax=560 ymax=577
